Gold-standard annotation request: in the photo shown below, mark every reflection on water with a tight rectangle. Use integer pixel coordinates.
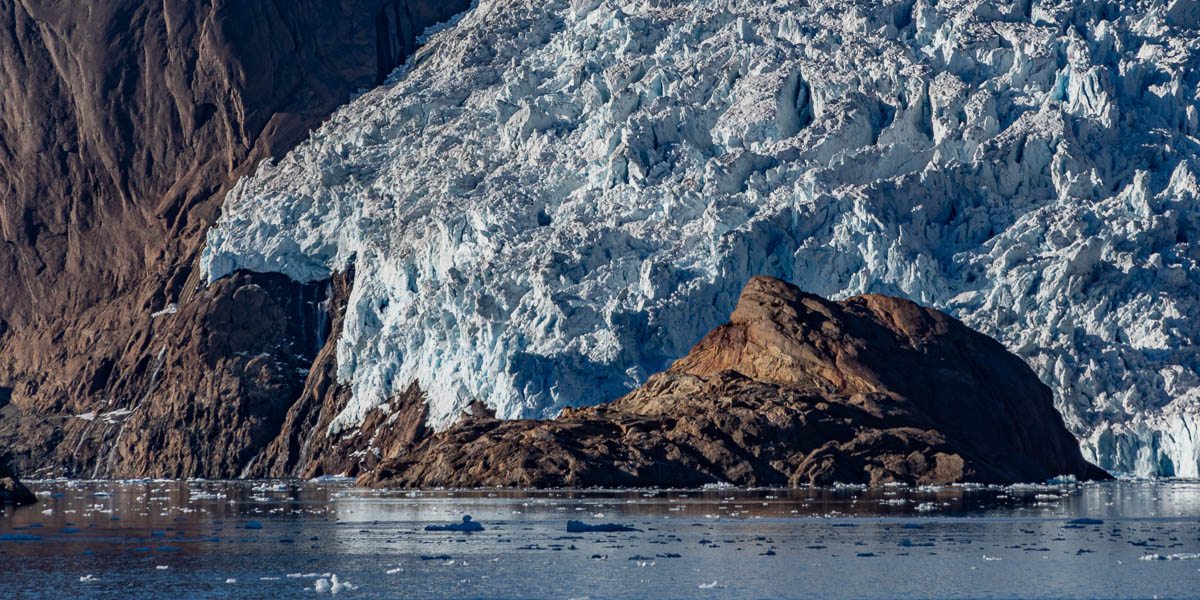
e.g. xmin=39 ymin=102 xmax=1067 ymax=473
xmin=2 ymin=480 xmax=1199 ymax=599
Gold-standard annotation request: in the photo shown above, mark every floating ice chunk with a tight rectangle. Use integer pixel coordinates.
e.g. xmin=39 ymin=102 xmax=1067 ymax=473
xmin=1141 ymin=553 xmax=1200 ymax=561
xmin=79 ymin=575 xmax=97 ymax=582
xmin=0 ymin=533 xmax=42 ymax=541
xmin=424 ymin=515 xmax=485 ymax=532
xmin=329 ymin=574 xmax=357 ymax=594
xmin=1046 ymin=475 xmax=1079 ymax=484
xmin=566 ymin=520 xmax=639 ymax=533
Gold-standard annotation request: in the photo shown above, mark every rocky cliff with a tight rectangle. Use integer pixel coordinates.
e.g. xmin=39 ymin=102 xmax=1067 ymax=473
xmin=362 ymin=277 xmax=1109 ymax=488
xmin=0 ymin=0 xmax=469 ymax=477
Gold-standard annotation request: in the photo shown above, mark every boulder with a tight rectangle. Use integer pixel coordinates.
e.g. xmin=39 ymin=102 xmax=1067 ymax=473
xmin=0 ymin=458 xmax=35 ymax=506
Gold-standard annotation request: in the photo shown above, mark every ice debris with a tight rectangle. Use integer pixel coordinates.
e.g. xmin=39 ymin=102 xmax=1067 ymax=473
xmin=425 ymin=515 xmax=485 ymax=532
xmin=1140 ymin=552 xmax=1200 ymax=561
xmin=314 ymin=574 xmax=358 ymax=594
xmin=566 ymin=520 xmax=640 ymax=533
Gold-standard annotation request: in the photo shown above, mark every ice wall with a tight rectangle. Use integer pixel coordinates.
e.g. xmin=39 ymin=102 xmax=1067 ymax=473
xmin=202 ymin=0 xmax=1200 ymax=477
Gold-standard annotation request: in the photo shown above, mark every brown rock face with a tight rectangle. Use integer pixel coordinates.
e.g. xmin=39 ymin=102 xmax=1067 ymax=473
xmin=361 ymin=276 xmax=1109 ymax=488
xmin=242 ymin=268 xmax=433 ymax=479
xmin=0 ymin=0 xmax=469 ymax=477
xmin=0 ymin=455 xmax=35 ymax=507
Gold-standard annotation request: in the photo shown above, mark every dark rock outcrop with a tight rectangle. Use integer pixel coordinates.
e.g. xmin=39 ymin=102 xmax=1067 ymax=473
xmin=242 ymin=268 xmax=433 ymax=479
xmin=361 ymin=276 xmax=1109 ymax=488
xmin=0 ymin=456 xmax=35 ymax=506
xmin=0 ymin=0 xmax=470 ymax=477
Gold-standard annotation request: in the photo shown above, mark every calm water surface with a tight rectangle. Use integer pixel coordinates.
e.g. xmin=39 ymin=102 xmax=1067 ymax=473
xmin=2 ymin=480 xmax=1199 ymax=599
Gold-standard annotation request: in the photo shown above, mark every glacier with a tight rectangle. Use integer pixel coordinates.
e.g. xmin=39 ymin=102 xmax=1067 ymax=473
xmin=201 ymin=0 xmax=1200 ymax=477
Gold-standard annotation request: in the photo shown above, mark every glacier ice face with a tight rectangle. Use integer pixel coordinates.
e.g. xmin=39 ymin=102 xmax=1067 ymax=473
xmin=202 ymin=0 xmax=1200 ymax=477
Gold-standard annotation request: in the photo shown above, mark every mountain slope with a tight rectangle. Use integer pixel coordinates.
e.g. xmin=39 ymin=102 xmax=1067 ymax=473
xmin=206 ymin=0 xmax=1199 ymax=477
xmin=0 ymin=0 xmax=469 ymax=477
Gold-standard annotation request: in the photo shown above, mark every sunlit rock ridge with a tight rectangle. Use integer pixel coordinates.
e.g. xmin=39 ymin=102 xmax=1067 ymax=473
xmin=202 ymin=0 xmax=1200 ymax=477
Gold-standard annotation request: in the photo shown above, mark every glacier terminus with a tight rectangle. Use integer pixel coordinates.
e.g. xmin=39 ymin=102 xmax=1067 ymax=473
xmin=202 ymin=0 xmax=1200 ymax=477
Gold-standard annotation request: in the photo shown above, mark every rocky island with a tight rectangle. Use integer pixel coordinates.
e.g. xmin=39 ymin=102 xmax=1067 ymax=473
xmin=0 ymin=456 xmax=35 ymax=506
xmin=361 ymin=276 xmax=1109 ymax=488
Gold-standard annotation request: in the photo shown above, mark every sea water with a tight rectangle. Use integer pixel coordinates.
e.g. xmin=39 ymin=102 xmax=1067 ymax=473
xmin=2 ymin=480 xmax=1199 ymax=599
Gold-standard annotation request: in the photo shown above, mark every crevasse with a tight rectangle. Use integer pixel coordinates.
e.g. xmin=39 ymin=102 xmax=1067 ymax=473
xmin=201 ymin=0 xmax=1200 ymax=477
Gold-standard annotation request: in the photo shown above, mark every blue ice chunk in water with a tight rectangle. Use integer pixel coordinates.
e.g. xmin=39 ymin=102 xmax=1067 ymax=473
xmin=566 ymin=520 xmax=639 ymax=533
xmin=245 ymin=521 xmax=264 ymax=530
xmin=0 ymin=533 xmax=42 ymax=541
xmin=425 ymin=515 xmax=485 ymax=532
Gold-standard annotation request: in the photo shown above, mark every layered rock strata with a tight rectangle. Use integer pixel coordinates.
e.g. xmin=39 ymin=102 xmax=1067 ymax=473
xmin=362 ymin=277 xmax=1109 ymax=488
